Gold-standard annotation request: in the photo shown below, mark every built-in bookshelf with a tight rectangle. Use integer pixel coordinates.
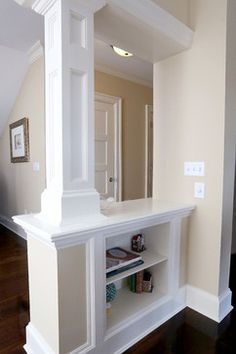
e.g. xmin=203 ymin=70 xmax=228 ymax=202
xmin=106 ymin=251 xmax=167 ymax=285
xmin=107 ymin=286 xmax=168 ymax=331
xmin=105 ymin=222 xmax=171 ymax=332
xmin=15 ymin=196 xmax=194 ymax=354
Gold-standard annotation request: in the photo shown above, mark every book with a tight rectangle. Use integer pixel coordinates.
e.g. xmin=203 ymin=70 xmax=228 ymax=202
xmin=136 ymin=271 xmax=144 ymax=294
xmin=131 ymin=273 xmax=136 ymax=293
xmin=106 ymin=259 xmax=144 ymax=278
xmin=106 ymin=247 xmax=142 ymax=273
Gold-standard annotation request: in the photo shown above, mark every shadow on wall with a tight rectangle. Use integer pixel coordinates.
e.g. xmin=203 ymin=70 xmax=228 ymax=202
xmin=231 ymin=164 xmax=236 ymax=254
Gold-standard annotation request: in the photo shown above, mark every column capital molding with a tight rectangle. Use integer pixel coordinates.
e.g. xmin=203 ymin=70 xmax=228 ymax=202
xmin=14 ymin=0 xmax=106 ymax=14
xmin=32 ymin=0 xmax=57 ymax=15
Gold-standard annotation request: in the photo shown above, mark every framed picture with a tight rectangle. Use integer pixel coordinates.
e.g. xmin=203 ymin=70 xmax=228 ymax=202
xmin=9 ymin=118 xmax=30 ymax=163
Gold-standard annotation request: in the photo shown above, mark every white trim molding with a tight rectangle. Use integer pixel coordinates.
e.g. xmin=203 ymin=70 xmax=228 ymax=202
xmin=144 ymin=104 xmax=153 ymax=198
xmin=186 ymin=285 xmax=233 ymax=322
xmin=24 ymin=323 xmax=55 ymax=354
xmin=27 ymin=41 xmax=44 ymax=64
xmin=0 ymin=214 xmax=26 ymax=240
xmin=32 ymin=0 xmax=58 ymax=14
xmin=32 ymin=0 xmax=106 ymax=15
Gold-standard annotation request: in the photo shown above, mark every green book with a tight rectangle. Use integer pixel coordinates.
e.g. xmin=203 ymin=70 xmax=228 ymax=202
xmin=131 ymin=274 xmax=136 ymax=293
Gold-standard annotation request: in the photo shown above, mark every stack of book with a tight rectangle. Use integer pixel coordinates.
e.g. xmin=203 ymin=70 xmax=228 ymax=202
xmin=129 ymin=270 xmax=153 ymax=294
xmin=129 ymin=270 xmax=153 ymax=293
xmin=106 ymin=247 xmax=144 ymax=278
xmin=130 ymin=271 xmax=144 ymax=293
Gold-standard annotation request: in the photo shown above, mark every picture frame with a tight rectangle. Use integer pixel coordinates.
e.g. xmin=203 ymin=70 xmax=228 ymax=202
xmin=9 ymin=118 xmax=30 ymax=163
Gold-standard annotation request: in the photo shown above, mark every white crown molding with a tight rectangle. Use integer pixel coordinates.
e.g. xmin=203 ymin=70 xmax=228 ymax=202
xmin=14 ymin=0 xmax=38 ymax=8
xmin=31 ymin=0 xmax=106 ymax=15
xmin=95 ymin=65 xmax=153 ymax=88
xmin=27 ymin=41 xmax=44 ymax=64
xmin=32 ymin=0 xmax=57 ymax=15
xmin=186 ymin=285 xmax=233 ymax=322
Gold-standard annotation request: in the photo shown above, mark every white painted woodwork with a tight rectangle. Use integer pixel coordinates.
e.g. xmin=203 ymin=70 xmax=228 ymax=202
xmin=14 ymin=199 xmax=194 ymax=354
xmin=106 ymin=250 xmax=167 ymax=285
xmin=95 ymin=93 xmax=122 ymax=201
xmin=14 ymin=198 xmax=233 ymax=353
xmin=31 ymin=0 xmax=106 ymax=225
xmin=27 ymin=40 xmax=44 ymax=64
xmin=145 ymin=104 xmax=153 ymax=198
xmin=95 ymin=100 xmax=115 ymax=199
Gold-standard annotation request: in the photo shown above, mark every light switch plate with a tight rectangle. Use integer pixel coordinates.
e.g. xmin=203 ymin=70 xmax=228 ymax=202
xmin=33 ymin=161 xmax=40 ymax=172
xmin=184 ymin=162 xmax=205 ymax=176
xmin=194 ymin=182 xmax=205 ymax=198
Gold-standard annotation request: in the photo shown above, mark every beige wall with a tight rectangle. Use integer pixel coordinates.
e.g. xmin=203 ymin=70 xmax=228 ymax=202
xmin=0 ymin=58 xmax=45 ymax=218
xmin=95 ymin=71 xmax=153 ymax=201
xmin=153 ymin=0 xmax=227 ymax=296
xmin=151 ymin=0 xmax=190 ymax=26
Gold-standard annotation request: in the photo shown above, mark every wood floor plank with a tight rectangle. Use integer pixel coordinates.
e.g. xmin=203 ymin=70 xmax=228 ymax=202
xmin=0 ymin=227 xmax=28 ymax=353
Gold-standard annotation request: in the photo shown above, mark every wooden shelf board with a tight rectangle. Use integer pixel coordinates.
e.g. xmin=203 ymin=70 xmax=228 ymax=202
xmin=106 ymin=286 xmax=167 ymax=331
xmin=106 ymin=251 xmax=167 ymax=285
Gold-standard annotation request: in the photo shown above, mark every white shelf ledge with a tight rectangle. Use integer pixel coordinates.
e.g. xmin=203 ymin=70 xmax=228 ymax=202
xmin=106 ymin=251 xmax=167 ymax=285
xmin=106 ymin=286 xmax=168 ymax=332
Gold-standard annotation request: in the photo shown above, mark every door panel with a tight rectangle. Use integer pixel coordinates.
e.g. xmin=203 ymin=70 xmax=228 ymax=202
xmin=95 ymin=100 xmax=115 ymax=199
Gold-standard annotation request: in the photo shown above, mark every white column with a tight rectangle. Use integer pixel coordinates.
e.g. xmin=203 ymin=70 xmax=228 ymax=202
xmin=32 ymin=0 xmax=106 ymax=225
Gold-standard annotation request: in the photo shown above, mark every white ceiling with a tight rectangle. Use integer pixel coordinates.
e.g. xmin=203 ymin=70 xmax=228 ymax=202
xmin=0 ymin=0 xmax=44 ymax=136
xmin=94 ymin=38 xmax=153 ymax=87
xmin=0 ymin=0 xmax=44 ymax=52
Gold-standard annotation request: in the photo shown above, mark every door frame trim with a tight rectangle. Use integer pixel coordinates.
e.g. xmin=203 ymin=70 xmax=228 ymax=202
xmin=145 ymin=104 xmax=153 ymax=198
xmin=95 ymin=92 xmax=122 ymax=202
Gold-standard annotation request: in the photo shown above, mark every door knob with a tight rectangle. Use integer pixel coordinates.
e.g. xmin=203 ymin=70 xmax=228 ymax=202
xmin=109 ymin=177 xmax=114 ymax=182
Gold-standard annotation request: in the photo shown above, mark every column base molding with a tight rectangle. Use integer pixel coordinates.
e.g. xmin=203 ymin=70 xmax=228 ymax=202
xmin=40 ymin=188 xmax=106 ymax=226
xmin=24 ymin=322 xmax=94 ymax=354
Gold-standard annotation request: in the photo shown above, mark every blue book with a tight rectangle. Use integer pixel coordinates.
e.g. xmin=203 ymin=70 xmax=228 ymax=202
xmin=106 ymin=260 xmax=144 ymax=278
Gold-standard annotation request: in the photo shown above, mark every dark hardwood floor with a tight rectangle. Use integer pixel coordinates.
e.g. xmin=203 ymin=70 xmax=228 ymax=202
xmin=125 ymin=254 xmax=236 ymax=354
xmin=0 ymin=224 xmax=236 ymax=354
xmin=0 ymin=225 xmax=29 ymax=353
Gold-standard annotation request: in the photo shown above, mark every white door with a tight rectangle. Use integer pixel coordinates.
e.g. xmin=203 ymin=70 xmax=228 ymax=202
xmin=95 ymin=93 xmax=122 ymax=201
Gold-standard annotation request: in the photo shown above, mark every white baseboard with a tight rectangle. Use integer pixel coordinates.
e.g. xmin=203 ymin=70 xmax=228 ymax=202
xmin=25 ymin=322 xmax=94 ymax=354
xmin=24 ymin=323 xmax=54 ymax=354
xmin=0 ymin=214 xmax=27 ymax=240
xmin=186 ymin=285 xmax=233 ymax=322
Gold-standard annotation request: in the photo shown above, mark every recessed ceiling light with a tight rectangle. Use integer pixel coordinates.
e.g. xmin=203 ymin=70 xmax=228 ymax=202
xmin=111 ymin=45 xmax=133 ymax=57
